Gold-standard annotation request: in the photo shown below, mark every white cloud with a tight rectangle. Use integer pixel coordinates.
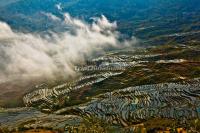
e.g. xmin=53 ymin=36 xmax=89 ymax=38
xmin=41 ymin=12 xmax=61 ymax=21
xmin=0 ymin=13 xmax=137 ymax=83
xmin=55 ymin=3 xmax=62 ymax=11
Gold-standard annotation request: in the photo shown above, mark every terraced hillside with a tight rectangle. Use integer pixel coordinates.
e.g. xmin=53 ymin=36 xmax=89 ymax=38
xmin=1 ymin=0 xmax=200 ymax=108
xmin=1 ymin=42 xmax=199 ymax=132
xmin=0 ymin=0 xmax=200 ymax=132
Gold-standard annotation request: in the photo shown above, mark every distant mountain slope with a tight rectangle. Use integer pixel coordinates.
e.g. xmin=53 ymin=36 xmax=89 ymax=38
xmin=0 ymin=0 xmax=200 ymax=41
xmin=0 ymin=0 xmax=21 ymax=7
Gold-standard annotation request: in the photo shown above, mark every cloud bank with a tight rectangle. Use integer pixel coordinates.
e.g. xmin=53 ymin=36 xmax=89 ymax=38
xmin=0 ymin=13 xmax=137 ymax=83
